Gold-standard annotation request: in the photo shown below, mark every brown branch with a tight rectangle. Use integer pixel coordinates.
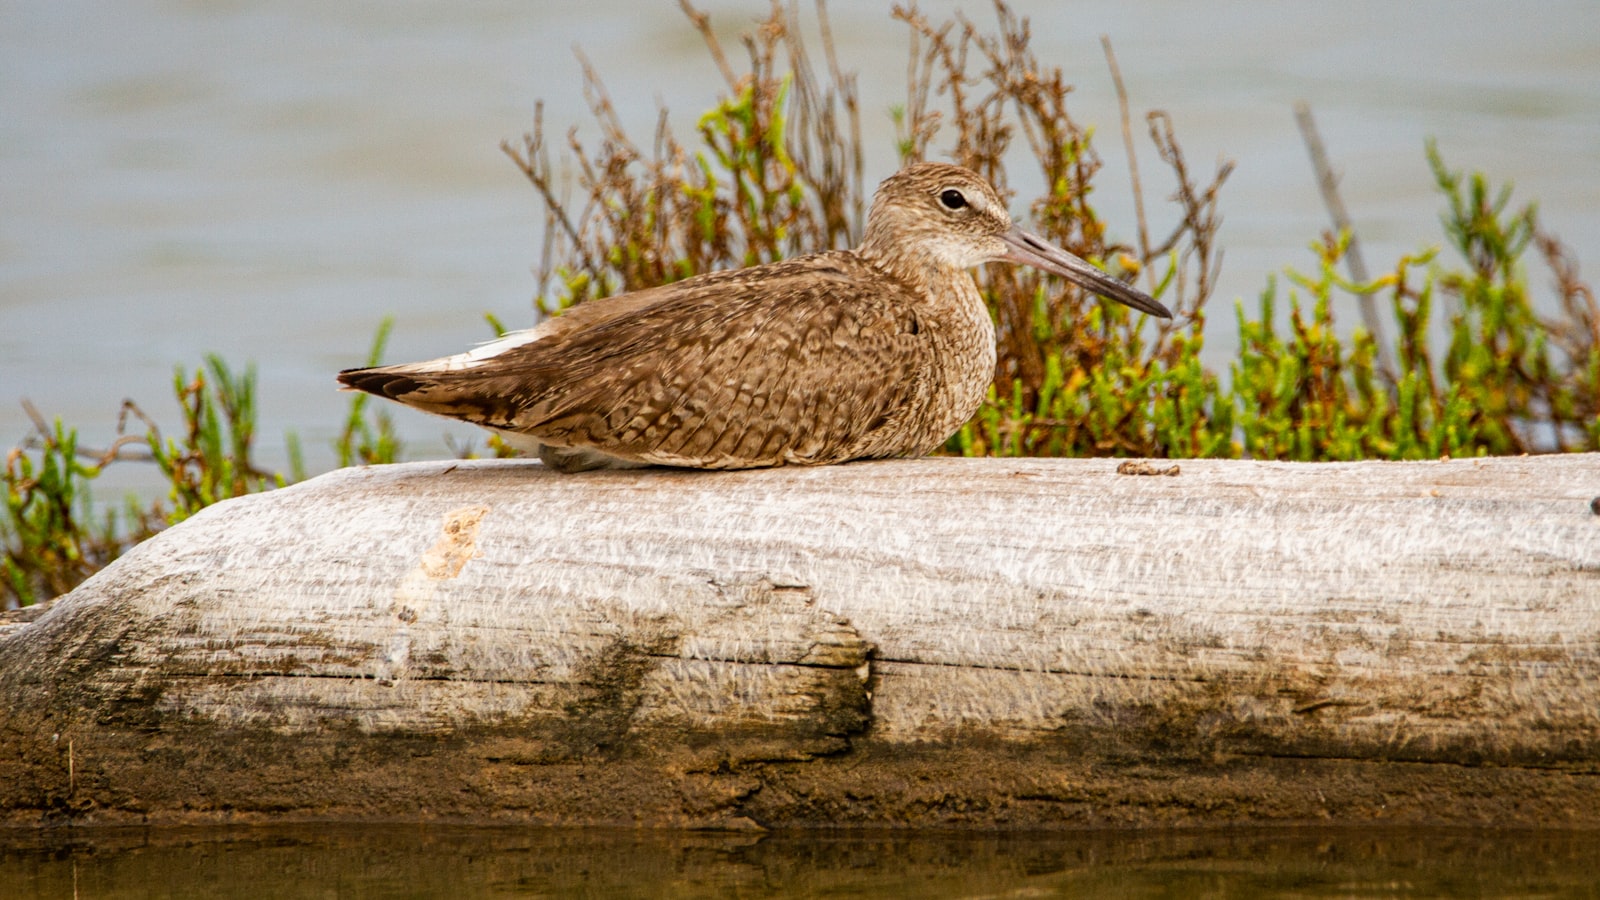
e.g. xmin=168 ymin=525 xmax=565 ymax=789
xmin=1101 ymin=36 xmax=1151 ymax=270
xmin=679 ymin=0 xmax=739 ymax=91
xmin=1295 ymin=101 xmax=1398 ymax=384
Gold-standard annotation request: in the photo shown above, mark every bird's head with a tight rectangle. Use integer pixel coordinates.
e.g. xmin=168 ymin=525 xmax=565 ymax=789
xmin=860 ymin=162 xmax=1171 ymax=318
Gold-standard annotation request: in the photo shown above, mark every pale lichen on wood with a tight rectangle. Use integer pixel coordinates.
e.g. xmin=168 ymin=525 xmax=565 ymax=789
xmin=1 ymin=454 xmax=1596 ymax=828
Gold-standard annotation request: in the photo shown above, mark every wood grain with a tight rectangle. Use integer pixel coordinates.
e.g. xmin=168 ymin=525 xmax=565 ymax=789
xmin=2 ymin=454 xmax=1596 ymax=828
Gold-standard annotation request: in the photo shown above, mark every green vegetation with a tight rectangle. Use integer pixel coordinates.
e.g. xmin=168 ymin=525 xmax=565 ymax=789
xmin=5 ymin=1 xmax=1594 ymax=606
xmin=334 ymin=316 xmax=404 ymax=468
xmin=4 ymin=356 xmax=283 ymax=605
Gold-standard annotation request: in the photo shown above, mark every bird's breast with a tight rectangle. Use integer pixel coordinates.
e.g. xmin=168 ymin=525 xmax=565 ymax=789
xmin=867 ymin=277 xmax=997 ymax=457
xmin=922 ymin=281 xmax=998 ymax=434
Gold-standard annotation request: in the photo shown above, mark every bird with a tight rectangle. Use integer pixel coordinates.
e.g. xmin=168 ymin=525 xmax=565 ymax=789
xmin=337 ymin=162 xmax=1171 ymax=473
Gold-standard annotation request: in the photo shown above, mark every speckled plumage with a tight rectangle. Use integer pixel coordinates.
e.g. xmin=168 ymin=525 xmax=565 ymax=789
xmin=338 ymin=163 xmax=1169 ymax=471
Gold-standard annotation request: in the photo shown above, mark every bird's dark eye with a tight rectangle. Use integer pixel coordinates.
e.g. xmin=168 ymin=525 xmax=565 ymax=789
xmin=939 ymin=188 xmax=968 ymax=210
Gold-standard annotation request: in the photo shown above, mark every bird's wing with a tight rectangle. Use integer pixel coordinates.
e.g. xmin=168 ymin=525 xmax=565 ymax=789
xmin=357 ymin=257 xmax=930 ymax=467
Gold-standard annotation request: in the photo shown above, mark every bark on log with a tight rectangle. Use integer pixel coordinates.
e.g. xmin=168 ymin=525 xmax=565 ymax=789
xmin=2 ymin=455 xmax=1597 ymax=828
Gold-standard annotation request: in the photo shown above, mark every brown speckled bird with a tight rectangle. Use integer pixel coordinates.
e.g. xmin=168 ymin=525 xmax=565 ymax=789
xmin=337 ymin=162 xmax=1170 ymax=472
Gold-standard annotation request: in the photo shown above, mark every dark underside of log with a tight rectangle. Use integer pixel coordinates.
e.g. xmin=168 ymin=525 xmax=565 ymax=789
xmin=2 ymin=455 xmax=1597 ymax=828
xmin=4 ymin=716 xmax=1597 ymax=830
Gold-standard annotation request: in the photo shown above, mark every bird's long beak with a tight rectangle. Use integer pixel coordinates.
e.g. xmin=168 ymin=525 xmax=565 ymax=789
xmin=997 ymin=225 xmax=1172 ymax=318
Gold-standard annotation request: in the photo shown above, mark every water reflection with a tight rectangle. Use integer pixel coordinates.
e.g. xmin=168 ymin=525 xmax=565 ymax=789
xmin=4 ymin=825 xmax=1598 ymax=898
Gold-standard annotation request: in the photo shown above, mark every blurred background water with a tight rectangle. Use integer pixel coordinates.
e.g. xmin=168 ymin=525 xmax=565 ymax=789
xmin=4 ymin=0 xmax=1599 ymax=486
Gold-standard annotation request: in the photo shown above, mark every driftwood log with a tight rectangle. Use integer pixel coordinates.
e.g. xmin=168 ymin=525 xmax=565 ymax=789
xmin=1 ymin=454 xmax=1597 ymax=828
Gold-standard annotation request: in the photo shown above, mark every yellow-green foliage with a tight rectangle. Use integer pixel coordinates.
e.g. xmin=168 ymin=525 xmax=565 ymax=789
xmin=333 ymin=316 xmax=403 ymax=468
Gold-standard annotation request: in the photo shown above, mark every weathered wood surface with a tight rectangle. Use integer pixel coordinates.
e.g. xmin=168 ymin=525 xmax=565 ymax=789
xmin=2 ymin=454 xmax=1597 ymax=828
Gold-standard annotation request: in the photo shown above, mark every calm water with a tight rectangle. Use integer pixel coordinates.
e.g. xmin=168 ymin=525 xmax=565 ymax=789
xmin=3 ymin=0 xmax=1598 ymax=490
xmin=3 ymin=825 xmax=1599 ymax=898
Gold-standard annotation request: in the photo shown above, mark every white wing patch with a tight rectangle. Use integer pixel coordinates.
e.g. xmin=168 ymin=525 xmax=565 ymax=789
xmin=429 ymin=323 xmax=554 ymax=372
